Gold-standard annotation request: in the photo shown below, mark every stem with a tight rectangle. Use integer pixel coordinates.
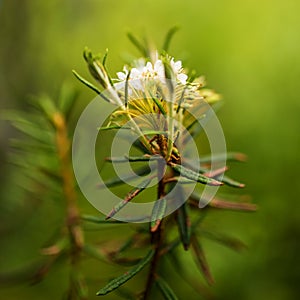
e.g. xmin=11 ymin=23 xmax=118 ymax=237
xmin=143 ymin=159 xmax=166 ymax=299
xmin=53 ymin=112 xmax=83 ymax=249
xmin=166 ymin=96 xmax=175 ymax=162
xmin=52 ymin=112 xmax=85 ymax=283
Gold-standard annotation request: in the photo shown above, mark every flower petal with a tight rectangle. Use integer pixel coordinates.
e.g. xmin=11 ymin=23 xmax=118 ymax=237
xmin=117 ymin=72 xmax=127 ymax=81
xmin=177 ymin=73 xmax=188 ymax=84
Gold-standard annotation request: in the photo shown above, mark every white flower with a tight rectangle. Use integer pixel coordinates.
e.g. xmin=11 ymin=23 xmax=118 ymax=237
xmin=116 ymin=57 xmax=188 ymax=89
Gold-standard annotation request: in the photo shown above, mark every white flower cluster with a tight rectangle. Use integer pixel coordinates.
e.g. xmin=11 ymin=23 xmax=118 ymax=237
xmin=116 ymin=58 xmax=188 ymax=90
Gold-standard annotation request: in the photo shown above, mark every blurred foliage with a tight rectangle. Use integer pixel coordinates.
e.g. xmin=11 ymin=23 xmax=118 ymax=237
xmin=0 ymin=0 xmax=300 ymax=299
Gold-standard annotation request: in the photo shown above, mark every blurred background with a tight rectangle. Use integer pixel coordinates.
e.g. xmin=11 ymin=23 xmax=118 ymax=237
xmin=0 ymin=0 xmax=299 ymax=299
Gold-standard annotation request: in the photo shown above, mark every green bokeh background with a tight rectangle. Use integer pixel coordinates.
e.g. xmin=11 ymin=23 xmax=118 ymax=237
xmin=0 ymin=0 xmax=299 ymax=299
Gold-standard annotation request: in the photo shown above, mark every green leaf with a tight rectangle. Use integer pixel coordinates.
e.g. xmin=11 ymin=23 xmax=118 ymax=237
xmin=34 ymin=95 xmax=57 ymax=122
xmin=150 ymin=198 xmax=167 ymax=232
xmin=187 ymin=69 xmax=197 ymax=83
xmin=200 ymin=152 xmax=247 ymax=163
xmin=102 ymin=48 xmax=109 ymax=66
xmin=106 ymin=177 xmax=152 ymax=219
xmin=153 ymin=99 xmax=167 ymax=116
xmin=166 ymin=247 xmax=185 ymax=276
xmin=39 ymin=167 xmax=61 ymax=184
xmin=9 ymin=138 xmax=55 ymax=153
xmin=72 ymin=70 xmax=101 ymax=95
xmin=202 ymin=231 xmax=246 ymax=252
xmin=184 ymin=114 xmax=206 ymax=133
xmin=160 ymin=239 xmax=181 ymax=256
xmin=81 ymin=215 xmax=124 ymax=224
xmin=70 ymin=270 xmax=89 ymax=299
xmin=162 ymin=26 xmax=179 ymax=52
xmin=116 ymin=235 xmax=137 ymax=256
xmin=176 ymin=203 xmax=191 ymax=250
xmin=97 ymin=166 xmax=151 ymax=188
xmin=165 ymin=250 xmax=212 ymax=298
xmin=96 ymin=249 xmax=154 ymax=296
xmin=189 ymin=192 xmax=257 ymax=212
xmin=115 ymin=287 xmax=136 ymax=300
xmin=99 ymin=50 xmax=115 ymax=88
xmin=184 ymin=101 xmax=222 ymax=142
xmin=176 ymin=86 xmax=187 ymax=113
xmin=156 ymin=277 xmax=179 ymax=300
xmin=191 ymin=236 xmax=214 ymax=285
xmin=217 ymin=174 xmax=245 ymax=188
xmin=130 ymin=138 xmax=151 ymax=154
xmin=127 ymin=33 xmax=148 ymax=57
xmin=2 ymin=110 xmax=53 ymax=144
xmin=0 ymin=260 xmax=45 ymax=285
xmin=58 ymin=83 xmax=79 ymax=117
xmin=169 ymin=163 xmax=223 ymax=186
xmin=209 ymin=198 xmax=257 ymax=212
xmin=143 ymin=130 xmax=168 ymax=136
xmin=162 ymin=56 xmax=175 ymax=94
xmin=149 ymin=91 xmax=167 ymax=116
xmin=125 ymin=69 xmax=131 ymax=108
xmin=106 ymin=155 xmax=151 ymax=163
xmin=161 ymin=213 xmax=207 ymax=256
xmin=106 ymin=155 xmax=161 ymax=163
xmin=98 ymin=125 xmax=131 ymax=131
xmin=83 ymin=47 xmax=111 ymax=89
xmin=83 ymin=244 xmax=106 ymax=261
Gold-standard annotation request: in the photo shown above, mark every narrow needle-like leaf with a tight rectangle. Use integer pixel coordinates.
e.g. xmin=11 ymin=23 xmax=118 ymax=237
xmin=216 ymin=175 xmax=245 ymax=188
xmin=83 ymin=244 xmax=106 ymax=261
xmin=115 ymin=287 xmax=136 ymax=300
xmin=151 ymin=198 xmax=167 ymax=232
xmin=106 ymin=177 xmax=152 ymax=219
xmin=162 ymin=26 xmax=179 ymax=52
xmin=98 ymin=125 xmax=131 ymax=131
xmin=127 ymin=33 xmax=148 ymax=57
xmin=97 ymin=166 xmax=151 ymax=188
xmin=169 ymin=163 xmax=223 ymax=186
xmin=81 ymin=215 xmax=124 ymax=224
xmin=73 ymin=70 xmax=113 ymax=103
xmin=102 ymin=48 xmax=108 ymax=66
xmin=72 ymin=70 xmax=101 ymax=95
xmin=106 ymin=155 xmax=162 ymax=163
xmin=143 ymin=130 xmax=168 ymax=136
xmin=175 ymin=203 xmax=191 ymax=250
xmin=209 ymin=199 xmax=257 ymax=211
xmin=115 ymin=235 xmax=138 ymax=256
xmin=191 ymin=236 xmax=214 ymax=285
xmin=125 ymin=69 xmax=131 ymax=108
xmin=176 ymin=86 xmax=187 ymax=113
xmin=201 ymin=231 xmax=247 ymax=252
xmin=200 ymin=152 xmax=247 ymax=163
xmin=58 ymin=83 xmax=79 ymax=118
xmin=149 ymin=91 xmax=167 ymax=116
xmin=203 ymin=166 xmax=228 ymax=178
xmin=156 ymin=276 xmax=179 ymax=300
xmin=1 ymin=111 xmax=53 ymax=144
xmin=96 ymin=249 xmax=154 ymax=296
xmin=106 ymin=155 xmax=152 ymax=163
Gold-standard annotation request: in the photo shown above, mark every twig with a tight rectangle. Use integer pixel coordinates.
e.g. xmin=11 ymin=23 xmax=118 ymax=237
xmin=52 ymin=112 xmax=86 ymax=298
xmin=143 ymin=158 xmax=166 ymax=299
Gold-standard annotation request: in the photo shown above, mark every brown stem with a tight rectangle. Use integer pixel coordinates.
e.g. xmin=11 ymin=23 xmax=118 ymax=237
xmin=143 ymin=158 xmax=166 ymax=300
xmin=52 ymin=112 xmax=84 ymax=258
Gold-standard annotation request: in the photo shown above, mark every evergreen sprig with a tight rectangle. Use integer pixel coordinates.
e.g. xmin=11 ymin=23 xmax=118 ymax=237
xmin=2 ymin=30 xmax=256 ymax=300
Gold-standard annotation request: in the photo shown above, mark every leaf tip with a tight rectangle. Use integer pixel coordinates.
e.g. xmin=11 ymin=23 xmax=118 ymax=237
xmin=151 ymin=220 xmax=161 ymax=232
xmin=235 ymin=152 xmax=248 ymax=162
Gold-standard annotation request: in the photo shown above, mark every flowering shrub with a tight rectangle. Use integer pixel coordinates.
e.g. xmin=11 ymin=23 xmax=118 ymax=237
xmin=4 ymin=30 xmax=256 ymax=300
